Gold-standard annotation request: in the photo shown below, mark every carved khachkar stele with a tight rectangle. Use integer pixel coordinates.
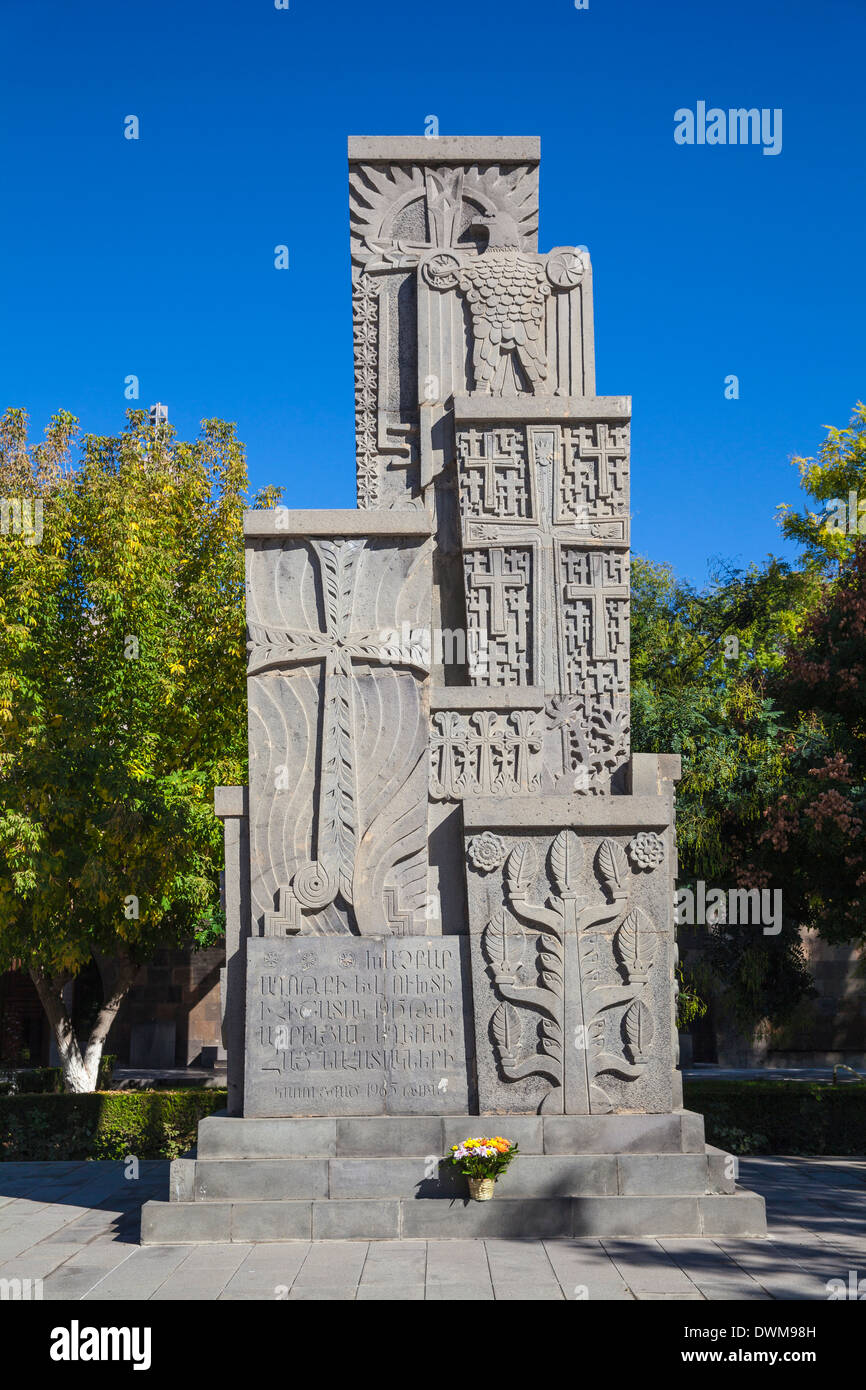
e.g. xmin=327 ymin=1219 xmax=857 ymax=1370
xmin=230 ymin=140 xmax=674 ymax=1126
xmin=245 ymin=518 xmax=432 ymax=939
xmin=454 ymin=413 xmax=631 ymax=792
xmin=142 ymin=132 xmax=766 ymax=1240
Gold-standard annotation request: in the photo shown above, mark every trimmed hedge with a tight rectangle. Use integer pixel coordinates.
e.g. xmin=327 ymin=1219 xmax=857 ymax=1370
xmin=2 ymin=1081 xmax=864 ymax=1160
xmin=684 ymin=1080 xmax=866 ymax=1155
xmin=0 ymin=1056 xmax=116 ymax=1096
xmin=0 ymin=1089 xmax=226 ymax=1161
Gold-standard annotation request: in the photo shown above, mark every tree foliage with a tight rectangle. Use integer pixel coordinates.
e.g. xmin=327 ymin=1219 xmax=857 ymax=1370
xmin=0 ymin=408 xmax=279 ymax=1087
xmin=632 ymin=405 xmax=866 ymax=1034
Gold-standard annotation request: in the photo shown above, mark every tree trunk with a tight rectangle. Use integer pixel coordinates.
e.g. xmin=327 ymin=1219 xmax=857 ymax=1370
xmin=30 ymin=955 xmax=138 ymax=1093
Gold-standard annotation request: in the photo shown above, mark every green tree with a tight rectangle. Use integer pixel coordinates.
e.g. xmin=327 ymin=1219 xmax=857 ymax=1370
xmin=778 ymin=402 xmax=866 ymax=570
xmin=632 ymin=405 xmax=866 ymax=1037
xmin=755 ymin=541 xmax=866 ymax=945
xmin=630 ymin=556 xmax=818 ymax=1035
xmin=0 ymin=408 xmax=279 ymax=1090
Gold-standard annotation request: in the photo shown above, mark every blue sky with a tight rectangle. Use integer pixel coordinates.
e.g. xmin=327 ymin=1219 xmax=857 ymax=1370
xmin=1 ymin=0 xmax=863 ymax=585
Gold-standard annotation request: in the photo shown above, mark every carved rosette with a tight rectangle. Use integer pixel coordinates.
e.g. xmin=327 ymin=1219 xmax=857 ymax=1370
xmin=467 ymin=832 xmax=507 ymax=874
xmin=627 ymin=831 xmax=666 ymax=872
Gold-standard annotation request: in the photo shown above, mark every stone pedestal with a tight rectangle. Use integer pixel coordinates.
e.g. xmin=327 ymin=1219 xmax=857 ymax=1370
xmin=142 ymin=1111 xmax=765 ymax=1242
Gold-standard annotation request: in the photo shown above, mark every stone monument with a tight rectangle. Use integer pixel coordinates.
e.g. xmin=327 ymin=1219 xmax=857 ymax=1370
xmin=142 ymin=136 xmax=766 ymax=1241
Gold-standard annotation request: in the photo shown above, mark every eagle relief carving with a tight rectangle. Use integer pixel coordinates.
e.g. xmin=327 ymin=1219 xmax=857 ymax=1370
xmin=457 ymin=209 xmax=551 ymax=394
xmin=420 ymin=208 xmax=586 ymax=397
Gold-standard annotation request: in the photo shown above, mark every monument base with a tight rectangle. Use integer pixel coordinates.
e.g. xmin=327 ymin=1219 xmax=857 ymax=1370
xmin=140 ymin=1110 xmax=767 ymax=1242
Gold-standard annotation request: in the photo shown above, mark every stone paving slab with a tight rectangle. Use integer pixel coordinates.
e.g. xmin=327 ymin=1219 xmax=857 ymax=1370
xmin=148 ymin=1244 xmax=253 ymax=1301
xmin=424 ymin=1282 xmax=494 ymax=1300
xmin=359 ymin=1242 xmax=427 ymax=1284
xmin=356 ymin=1284 xmax=426 ymax=1300
xmin=0 ymin=1156 xmax=861 ymax=1299
xmin=601 ymin=1239 xmax=701 ymax=1293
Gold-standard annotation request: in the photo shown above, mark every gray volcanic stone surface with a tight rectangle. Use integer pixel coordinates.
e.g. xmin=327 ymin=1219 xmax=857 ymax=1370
xmin=244 ymin=936 xmax=472 ymax=1116
xmin=219 ymin=135 xmax=686 ymax=1130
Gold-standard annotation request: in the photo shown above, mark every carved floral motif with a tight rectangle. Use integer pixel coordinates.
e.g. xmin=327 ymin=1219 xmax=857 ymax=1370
xmin=627 ymin=832 xmax=665 ymax=872
xmin=545 ymin=696 xmax=630 ymax=794
xmin=467 ymin=832 xmax=508 ymax=874
xmin=479 ymin=832 xmax=658 ymax=1113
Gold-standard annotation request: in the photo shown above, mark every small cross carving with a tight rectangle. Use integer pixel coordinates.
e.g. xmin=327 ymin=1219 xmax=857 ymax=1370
xmin=469 ymin=548 xmax=529 ymax=637
xmin=461 ymin=430 xmax=526 ymax=518
xmin=575 ymin=424 xmax=628 ymax=502
xmin=564 ymin=552 xmax=628 ymax=661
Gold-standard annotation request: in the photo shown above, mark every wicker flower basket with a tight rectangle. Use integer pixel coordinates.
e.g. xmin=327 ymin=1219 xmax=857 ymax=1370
xmin=468 ymin=1176 xmax=496 ymax=1202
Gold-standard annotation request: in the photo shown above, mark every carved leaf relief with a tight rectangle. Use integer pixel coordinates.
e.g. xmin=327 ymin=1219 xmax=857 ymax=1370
xmin=482 ymin=910 xmax=525 ymax=975
xmin=623 ymin=998 xmax=653 ymax=1064
xmin=505 ymin=841 xmax=536 ymax=898
xmin=614 ymin=907 xmax=656 ymax=984
xmin=597 ymin=837 xmax=629 ymax=896
xmin=491 ymin=1000 xmax=522 ymax=1063
xmin=549 ymin=828 xmax=582 ymax=895
xmin=538 ymin=930 xmax=563 ymax=993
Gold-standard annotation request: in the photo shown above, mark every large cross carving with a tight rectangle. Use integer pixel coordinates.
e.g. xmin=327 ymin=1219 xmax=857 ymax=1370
xmin=460 ymin=427 xmax=629 ymax=694
xmin=247 ymin=537 xmax=429 ymax=917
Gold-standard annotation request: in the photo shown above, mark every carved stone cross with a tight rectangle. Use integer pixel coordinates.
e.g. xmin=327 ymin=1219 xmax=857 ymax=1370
xmin=574 ymin=423 xmax=628 ymax=502
xmin=503 ymin=709 xmax=543 ymax=792
xmin=247 ymin=537 xmax=429 ymax=914
xmin=459 ymin=423 xmax=630 ymax=698
xmin=468 ymin=547 xmax=529 ymax=638
xmin=564 ymin=551 xmax=629 ymax=662
xmin=430 ymin=711 xmax=469 ymax=800
xmin=461 ymin=430 xmax=526 ymax=518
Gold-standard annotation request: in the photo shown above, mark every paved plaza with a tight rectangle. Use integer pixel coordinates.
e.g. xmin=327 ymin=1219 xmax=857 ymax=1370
xmin=0 ymin=1157 xmax=861 ymax=1301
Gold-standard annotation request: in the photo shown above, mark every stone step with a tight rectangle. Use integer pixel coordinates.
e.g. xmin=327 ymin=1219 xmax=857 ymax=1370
xmin=188 ymin=1150 xmax=734 ymax=1201
xmin=140 ymin=1188 xmax=766 ymax=1243
xmin=195 ymin=1111 xmax=707 ymax=1159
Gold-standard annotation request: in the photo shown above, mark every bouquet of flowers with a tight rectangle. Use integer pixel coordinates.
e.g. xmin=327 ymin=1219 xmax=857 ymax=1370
xmin=445 ymin=1135 xmax=518 ymax=1201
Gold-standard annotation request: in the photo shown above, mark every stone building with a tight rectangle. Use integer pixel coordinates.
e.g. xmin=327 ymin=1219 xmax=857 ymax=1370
xmin=0 ymin=947 xmax=225 ymax=1072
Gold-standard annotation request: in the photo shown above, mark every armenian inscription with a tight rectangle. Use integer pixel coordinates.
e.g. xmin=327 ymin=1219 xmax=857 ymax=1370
xmin=244 ymin=936 xmax=471 ymax=1115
